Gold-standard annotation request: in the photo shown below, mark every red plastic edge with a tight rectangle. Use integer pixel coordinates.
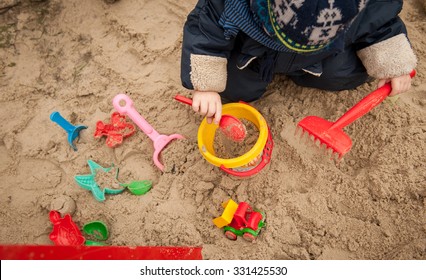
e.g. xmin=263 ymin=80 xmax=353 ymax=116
xmin=0 ymin=245 xmax=203 ymax=260
xmin=220 ymin=126 xmax=274 ymax=177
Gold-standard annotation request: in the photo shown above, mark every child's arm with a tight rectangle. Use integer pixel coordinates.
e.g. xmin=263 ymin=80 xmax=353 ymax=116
xmin=181 ymin=1 xmax=235 ymax=121
xmin=377 ymin=74 xmax=412 ymax=97
xmin=351 ymin=0 xmax=417 ymax=95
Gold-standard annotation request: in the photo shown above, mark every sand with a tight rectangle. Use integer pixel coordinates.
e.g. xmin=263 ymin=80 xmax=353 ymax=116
xmin=0 ymin=0 xmax=425 ymax=260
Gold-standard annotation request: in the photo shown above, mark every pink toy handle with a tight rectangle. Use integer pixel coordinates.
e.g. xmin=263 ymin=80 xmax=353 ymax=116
xmin=113 ymin=94 xmax=159 ymax=141
xmin=331 ymin=70 xmax=416 ymax=130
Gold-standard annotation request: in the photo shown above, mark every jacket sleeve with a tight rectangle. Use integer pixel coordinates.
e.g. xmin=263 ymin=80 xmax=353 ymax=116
xmin=180 ymin=0 xmax=236 ymax=92
xmin=350 ymin=0 xmax=417 ymax=79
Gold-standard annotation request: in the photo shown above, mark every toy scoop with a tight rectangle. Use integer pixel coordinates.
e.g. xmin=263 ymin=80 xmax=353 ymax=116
xmin=120 ymin=180 xmax=152 ymax=195
xmin=174 ymin=94 xmax=247 ymax=142
xmin=113 ymin=93 xmax=184 ymax=171
xmin=50 ymin=111 xmax=87 ymax=151
xmin=83 ymin=221 xmax=108 ymax=245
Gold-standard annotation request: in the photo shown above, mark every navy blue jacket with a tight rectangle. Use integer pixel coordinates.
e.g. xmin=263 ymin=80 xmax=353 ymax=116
xmin=181 ymin=0 xmax=411 ymax=92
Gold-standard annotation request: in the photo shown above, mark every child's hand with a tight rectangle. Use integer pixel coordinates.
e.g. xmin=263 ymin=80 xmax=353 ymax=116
xmin=377 ymin=74 xmax=412 ymax=96
xmin=192 ymin=91 xmax=222 ymax=124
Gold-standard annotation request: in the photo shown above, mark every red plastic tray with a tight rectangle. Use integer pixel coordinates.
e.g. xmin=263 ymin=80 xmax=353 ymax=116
xmin=0 ymin=245 xmax=202 ymax=260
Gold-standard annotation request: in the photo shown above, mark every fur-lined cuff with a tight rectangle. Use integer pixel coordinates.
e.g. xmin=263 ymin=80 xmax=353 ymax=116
xmin=357 ymin=34 xmax=417 ymax=79
xmin=190 ymin=54 xmax=227 ymax=92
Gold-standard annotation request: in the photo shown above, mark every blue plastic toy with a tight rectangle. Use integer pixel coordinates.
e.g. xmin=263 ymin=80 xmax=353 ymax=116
xmin=50 ymin=111 xmax=87 ymax=151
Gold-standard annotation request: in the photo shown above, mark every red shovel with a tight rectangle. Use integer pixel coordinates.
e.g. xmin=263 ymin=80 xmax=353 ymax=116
xmin=175 ymin=94 xmax=247 ymax=142
xmin=297 ymin=70 xmax=416 ymax=158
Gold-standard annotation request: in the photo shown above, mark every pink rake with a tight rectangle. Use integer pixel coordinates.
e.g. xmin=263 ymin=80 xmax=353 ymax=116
xmin=113 ymin=93 xmax=184 ymax=171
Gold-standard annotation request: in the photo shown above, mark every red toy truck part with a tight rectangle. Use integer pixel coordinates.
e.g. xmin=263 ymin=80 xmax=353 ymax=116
xmin=231 ymin=202 xmax=262 ymax=231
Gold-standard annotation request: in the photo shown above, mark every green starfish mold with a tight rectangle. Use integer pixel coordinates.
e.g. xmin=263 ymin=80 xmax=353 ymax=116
xmin=74 ymin=160 xmax=125 ymax=202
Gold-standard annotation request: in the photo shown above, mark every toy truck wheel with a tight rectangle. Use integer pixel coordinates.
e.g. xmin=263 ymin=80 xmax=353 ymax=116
xmin=242 ymin=232 xmax=256 ymax=242
xmin=224 ymin=231 xmax=237 ymax=241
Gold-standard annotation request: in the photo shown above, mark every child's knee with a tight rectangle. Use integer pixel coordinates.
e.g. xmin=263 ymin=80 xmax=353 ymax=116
xmin=220 ymin=84 xmax=267 ymax=102
xmin=289 ymin=71 xmax=369 ymax=91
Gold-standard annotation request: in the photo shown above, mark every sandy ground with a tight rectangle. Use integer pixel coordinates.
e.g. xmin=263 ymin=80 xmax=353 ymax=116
xmin=0 ymin=0 xmax=425 ymax=260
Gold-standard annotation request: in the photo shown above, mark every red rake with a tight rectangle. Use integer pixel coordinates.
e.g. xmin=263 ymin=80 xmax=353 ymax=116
xmin=297 ymin=70 xmax=416 ymax=159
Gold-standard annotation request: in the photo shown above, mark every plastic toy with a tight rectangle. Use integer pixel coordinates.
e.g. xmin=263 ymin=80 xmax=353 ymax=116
xmin=198 ymin=102 xmax=274 ymax=177
xmin=175 ymin=94 xmax=246 ymax=142
xmin=213 ymin=199 xmax=239 ymax=228
xmin=94 ymin=112 xmax=135 ymax=148
xmin=74 ymin=160 xmax=125 ymax=202
xmin=83 ymin=221 xmax=109 ymax=246
xmin=50 ymin=111 xmax=87 ymax=151
xmin=213 ymin=199 xmax=265 ymax=242
xmin=0 ymin=245 xmax=203 ymax=260
xmin=113 ymin=93 xmax=184 ymax=171
xmin=49 ymin=211 xmax=109 ymax=246
xmin=297 ymin=69 xmax=416 ymax=159
xmin=120 ymin=180 xmax=152 ymax=196
xmin=49 ymin=210 xmax=85 ymax=246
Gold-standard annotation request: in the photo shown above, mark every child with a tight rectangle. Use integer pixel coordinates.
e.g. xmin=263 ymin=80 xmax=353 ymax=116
xmin=180 ymin=0 xmax=417 ymax=124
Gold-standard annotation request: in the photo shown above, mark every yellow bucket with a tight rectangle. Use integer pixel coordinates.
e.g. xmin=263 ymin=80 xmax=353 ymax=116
xmin=197 ymin=102 xmax=273 ymax=177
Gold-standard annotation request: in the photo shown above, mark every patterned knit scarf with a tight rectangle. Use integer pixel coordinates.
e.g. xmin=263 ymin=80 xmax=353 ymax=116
xmin=219 ymin=0 xmax=368 ymax=53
